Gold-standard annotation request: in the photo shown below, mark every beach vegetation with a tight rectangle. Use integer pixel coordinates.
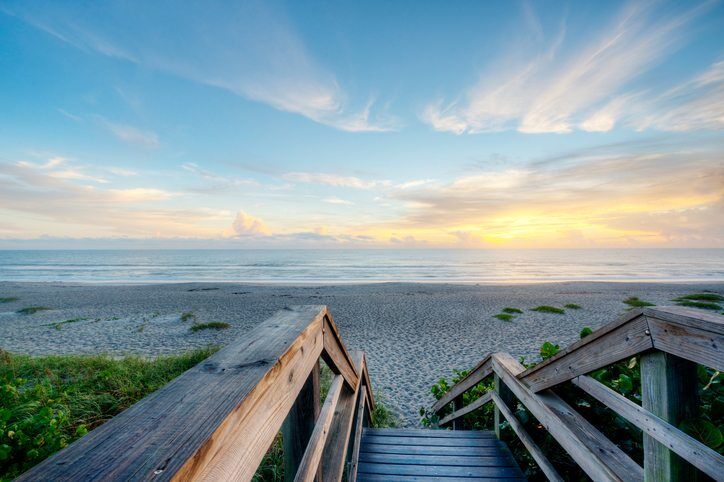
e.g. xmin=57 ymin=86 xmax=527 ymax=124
xmin=530 ymin=305 xmax=565 ymax=314
xmin=15 ymin=306 xmax=51 ymax=315
xmin=0 ymin=347 xmax=217 ymax=480
xmin=0 ymin=297 xmax=18 ymax=303
xmin=189 ymin=322 xmax=230 ymax=332
xmin=623 ymin=296 xmax=654 ymax=308
xmin=675 ymin=293 xmax=724 ymax=302
xmin=422 ymin=329 xmax=724 ymax=481
xmin=674 ymin=300 xmax=721 ymax=311
xmin=180 ymin=311 xmax=196 ymax=322
xmin=502 ymin=307 xmax=523 ymax=314
xmin=494 ymin=313 xmax=514 ymax=322
xmin=564 ymin=303 xmax=582 ymax=309
xmin=48 ymin=318 xmax=88 ymax=330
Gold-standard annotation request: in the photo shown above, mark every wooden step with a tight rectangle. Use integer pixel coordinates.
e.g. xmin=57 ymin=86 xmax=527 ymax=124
xmin=356 ymin=428 xmax=526 ymax=481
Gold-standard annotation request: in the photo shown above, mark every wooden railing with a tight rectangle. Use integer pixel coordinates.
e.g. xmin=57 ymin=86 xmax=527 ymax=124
xmin=431 ymin=306 xmax=724 ymax=482
xmin=18 ymin=305 xmax=375 ymax=481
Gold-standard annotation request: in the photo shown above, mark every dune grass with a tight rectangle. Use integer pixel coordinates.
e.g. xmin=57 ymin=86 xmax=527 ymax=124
xmin=180 ymin=311 xmax=196 ymax=322
xmin=531 ymin=305 xmax=565 ymax=315
xmin=564 ymin=303 xmax=582 ymax=310
xmin=494 ymin=313 xmax=514 ymax=322
xmin=502 ymin=307 xmax=523 ymax=314
xmin=0 ymin=347 xmax=217 ymax=479
xmin=48 ymin=317 xmax=89 ymax=330
xmin=16 ymin=306 xmax=51 ymax=315
xmin=0 ymin=297 xmax=19 ymax=303
xmin=190 ymin=321 xmax=230 ymax=332
xmin=675 ymin=293 xmax=724 ymax=302
xmin=623 ymin=296 xmax=655 ymax=308
xmin=675 ymin=300 xmax=721 ymax=311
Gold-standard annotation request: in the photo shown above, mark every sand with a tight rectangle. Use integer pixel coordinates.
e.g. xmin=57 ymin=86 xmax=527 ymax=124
xmin=1 ymin=281 xmax=722 ymax=425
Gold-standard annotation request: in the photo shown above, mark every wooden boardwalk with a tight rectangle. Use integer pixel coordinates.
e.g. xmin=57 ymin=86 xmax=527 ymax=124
xmin=356 ymin=428 xmax=526 ymax=481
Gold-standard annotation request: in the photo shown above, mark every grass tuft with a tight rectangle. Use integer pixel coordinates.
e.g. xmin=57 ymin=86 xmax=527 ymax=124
xmin=623 ymin=296 xmax=655 ymax=308
xmin=180 ymin=311 xmax=196 ymax=322
xmin=0 ymin=297 xmax=19 ymax=303
xmin=0 ymin=347 xmax=217 ymax=479
xmin=564 ymin=303 xmax=582 ymax=310
xmin=494 ymin=313 xmax=514 ymax=322
xmin=502 ymin=307 xmax=523 ymax=314
xmin=530 ymin=305 xmax=565 ymax=315
xmin=675 ymin=300 xmax=721 ymax=311
xmin=674 ymin=293 xmax=724 ymax=302
xmin=16 ymin=306 xmax=51 ymax=315
xmin=190 ymin=322 xmax=230 ymax=332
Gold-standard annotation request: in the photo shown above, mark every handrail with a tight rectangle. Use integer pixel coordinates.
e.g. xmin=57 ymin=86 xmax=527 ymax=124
xmin=18 ymin=305 xmax=374 ymax=482
xmin=432 ymin=306 xmax=724 ymax=481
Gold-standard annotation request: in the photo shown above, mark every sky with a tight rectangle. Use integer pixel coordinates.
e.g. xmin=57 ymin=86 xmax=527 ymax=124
xmin=0 ymin=0 xmax=722 ymax=249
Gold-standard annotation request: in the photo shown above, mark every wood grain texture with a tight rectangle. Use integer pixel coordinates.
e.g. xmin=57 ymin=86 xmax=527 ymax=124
xmin=283 ymin=360 xmax=321 ymax=482
xmin=494 ymin=373 xmax=515 ymax=440
xmin=520 ymin=315 xmax=653 ymax=392
xmin=492 ymin=391 xmax=564 ymax=482
xmin=17 ymin=305 xmax=328 ymax=482
xmin=356 ymin=474 xmax=526 ymax=482
xmin=641 ymin=352 xmax=700 ymax=482
xmin=321 ymin=312 xmax=359 ymax=390
xmin=492 ymin=352 xmax=644 ymax=482
xmin=432 ymin=355 xmax=492 ymax=413
xmin=295 ymin=375 xmax=345 ymax=482
xmin=321 ymin=351 xmax=364 ymax=482
xmin=347 ymin=385 xmax=367 ymax=482
xmin=573 ymin=374 xmax=723 ymax=480
xmin=647 ymin=316 xmax=724 ymax=372
xmin=365 ymin=428 xmax=495 ymax=438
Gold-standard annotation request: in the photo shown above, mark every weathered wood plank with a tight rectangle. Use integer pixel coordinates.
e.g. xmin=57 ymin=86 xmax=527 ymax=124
xmin=573 ymin=374 xmax=723 ymax=480
xmin=321 ymin=352 xmax=364 ymax=482
xmin=494 ymin=373 xmax=516 ymax=440
xmin=358 ymin=452 xmax=516 ymax=467
xmin=360 ymin=435 xmax=503 ymax=447
xmin=321 ymin=312 xmax=359 ymax=390
xmin=439 ymin=392 xmax=492 ymax=427
xmin=347 ymin=385 xmax=368 ymax=482
xmin=295 ymin=375 xmax=345 ymax=482
xmin=647 ymin=316 xmax=724 ymax=372
xmin=493 ymin=352 xmax=644 ymax=482
xmin=359 ymin=443 xmax=507 ymax=457
xmin=283 ymin=360 xmax=321 ymax=482
xmin=641 ymin=352 xmax=700 ymax=482
xmin=17 ymin=305 xmax=328 ymax=482
xmin=365 ymin=428 xmax=495 ymax=438
xmin=432 ymin=355 xmax=492 ymax=413
xmin=356 ymin=462 xmax=523 ymax=477
xmin=644 ymin=306 xmax=724 ymax=335
xmin=492 ymin=391 xmax=564 ymax=482
xmin=520 ymin=314 xmax=653 ymax=392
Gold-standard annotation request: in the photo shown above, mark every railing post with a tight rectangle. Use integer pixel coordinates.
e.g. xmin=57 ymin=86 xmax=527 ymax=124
xmin=494 ymin=373 xmax=515 ymax=439
xmin=641 ymin=352 xmax=699 ymax=482
xmin=282 ymin=360 xmax=321 ymax=481
xmin=452 ymin=394 xmax=464 ymax=430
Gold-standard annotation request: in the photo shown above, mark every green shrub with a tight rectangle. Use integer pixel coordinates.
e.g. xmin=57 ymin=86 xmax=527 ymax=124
xmin=623 ymin=296 xmax=654 ymax=308
xmin=579 ymin=326 xmax=593 ymax=338
xmin=15 ymin=306 xmax=51 ymax=315
xmin=675 ymin=300 xmax=721 ymax=311
xmin=0 ymin=298 xmax=18 ymax=304
xmin=564 ymin=303 xmax=582 ymax=310
xmin=190 ymin=322 xmax=230 ymax=332
xmin=180 ymin=311 xmax=196 ymax=322
xmin=494 ymin=313 xmax=514 ymax=322
xmin=675 ymin=293 xmax=724 ymax=302
xmin=502 ymin=307 xmax=523 ymax=314
xmin=0 ymin=348 xmax=217 ymax=479
xmin=530 ymin=306 xmax=565 ymax=315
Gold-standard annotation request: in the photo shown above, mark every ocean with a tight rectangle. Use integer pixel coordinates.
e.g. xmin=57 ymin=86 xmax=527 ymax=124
xmin=0 ymin=249 xmax=722 ymax=284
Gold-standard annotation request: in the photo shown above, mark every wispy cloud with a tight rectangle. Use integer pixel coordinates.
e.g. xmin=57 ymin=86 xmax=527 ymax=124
xmin=283 ymin=172 xmax=388 ymax=189
xmin=5 ymin=0 xmax=396 ymax=132
xmin=422 ymin=1 xmax=712 ymax=134
xmin=95 ymin=117 xmax=159 ymax=148
xmin=323 ymin=196 xmax=354 ymax=205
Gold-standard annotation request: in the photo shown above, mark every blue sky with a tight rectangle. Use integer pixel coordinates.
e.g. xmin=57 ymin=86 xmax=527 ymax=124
xmin=0 ymin=0 xmax=722 ymax=248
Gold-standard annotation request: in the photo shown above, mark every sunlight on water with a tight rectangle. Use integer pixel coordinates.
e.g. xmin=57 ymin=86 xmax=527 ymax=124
xmin=0 ymin=249 xmax=722 ymax=284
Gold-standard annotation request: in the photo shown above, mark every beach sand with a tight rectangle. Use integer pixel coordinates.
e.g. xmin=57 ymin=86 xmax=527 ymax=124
xmin=1 ymin=281 xmax=722 ymax=425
